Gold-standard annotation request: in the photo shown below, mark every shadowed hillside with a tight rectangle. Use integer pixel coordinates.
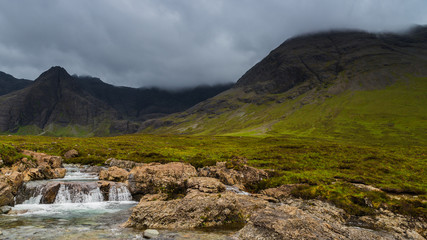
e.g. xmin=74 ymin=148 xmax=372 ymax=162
xmin=0 ymin=67 xmax=232 ymax=136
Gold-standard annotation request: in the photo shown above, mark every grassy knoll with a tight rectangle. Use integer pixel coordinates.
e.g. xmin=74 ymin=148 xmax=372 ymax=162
xmin=0 ymin=134 xmax=425 ymax=218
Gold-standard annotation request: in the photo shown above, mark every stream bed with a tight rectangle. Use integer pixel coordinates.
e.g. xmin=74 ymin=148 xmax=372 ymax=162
xmin=0 ymin=165 xmax=234 ymax=240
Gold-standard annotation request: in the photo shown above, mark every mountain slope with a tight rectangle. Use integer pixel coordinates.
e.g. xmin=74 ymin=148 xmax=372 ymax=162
xmin=0 ymin=71 xmax=32 ymax=96
xmin=0 ymin=67 xmax=117 ymax=135
xmin=0 ymin=67 xmax=232 ymax=136
xmin=141 ymin=26 xmax=427 ymax=144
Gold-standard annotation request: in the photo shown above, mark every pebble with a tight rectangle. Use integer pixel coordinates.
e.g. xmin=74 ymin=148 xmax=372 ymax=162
xmin=143 ymin=229 xmax=159 ymax=239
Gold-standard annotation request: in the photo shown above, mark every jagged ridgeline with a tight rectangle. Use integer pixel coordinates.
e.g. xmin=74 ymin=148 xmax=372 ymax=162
xmin=0 ymin=67 xmax=232 ymax=136
xmin=143 ymin=26 xmax=427 ymax=144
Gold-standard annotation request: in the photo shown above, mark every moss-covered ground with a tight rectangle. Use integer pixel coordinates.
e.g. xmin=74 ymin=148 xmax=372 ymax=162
xmin=0 ymin=134 xmax=425 ymax=219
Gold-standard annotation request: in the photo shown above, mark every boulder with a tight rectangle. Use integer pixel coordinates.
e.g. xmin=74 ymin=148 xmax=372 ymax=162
xmin=23 ymin=168 xmax=45 ymax=181
xmin=99 ymin=166 xmax=129 ymax=182
xmin=22 ymin=150 xmax=63 ymax=168
xmin=357 ymin=209 xmax=427 ymax=239
xmin=198 ymin=162 xmax=268 ymax=189
xmin=234 ymin=200 xmax=396 ymax=240
xmin=40 ymin=182 xmax=61 ymax=204
xmin=260 ymin=184 xmax=304 ymax=202
xmin=124 ymin=190 xmax=268 ymax=229
xmin=0 ymin=181 xmax=14 ymax=207
xmin=0 ymin=171 xmax=24 ymax=195
xmin=127 ymin=162 xmax=198 ymax=196
xmin=187 ymin=177 xmax=226 ymax=193
xmin=11 ymin=157 xmax=37 ymax=172
xmin=53 ymin=168 xmax=67 ymax=179
xmin=64 ymin=149 xmax=79 ymax=159
xmin=143 ymin=229 xmax=159 ymax=239
xmin=0 ymin=206 xmax=12 ymax=214
xmin=105 ymin=158 xmax=143 ymax=170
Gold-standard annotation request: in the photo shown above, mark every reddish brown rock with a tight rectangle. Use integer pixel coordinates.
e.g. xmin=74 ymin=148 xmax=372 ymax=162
xmin=99 ymin=166 xmax=129 ymax=182
xmin=124 ymin=190 xmax=268 ymax=229
xmin=0 ymin=181 xmax=14 ymax=207
xmin=127 ymin=162 xmax=197 ymax=196
xmin=198 ymin=162 xmax=269 ymax=189
xmin=186 ymin=177 xmax=226 ymax=193
xmin=22 ymin=150 xmax=63 ymax=168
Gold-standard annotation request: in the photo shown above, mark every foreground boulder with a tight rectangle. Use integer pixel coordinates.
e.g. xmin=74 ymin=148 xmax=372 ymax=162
xmin=127 ymin=162 xmax=198 ymax=197
xmin=99 ymin=166 xmax=129 ymax=182
xmin=124 ymin=190 xmax=268 ymax=229
xmin=198 ymin=162 xmax=269 ymax=189
xmin=234 ymin=199 xmax=426 ymax=240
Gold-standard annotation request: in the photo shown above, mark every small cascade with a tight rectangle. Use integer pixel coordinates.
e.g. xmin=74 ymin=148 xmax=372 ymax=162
xmin=108 ymin=184 xmax=132 ymax=201
xmin=15 ymin=165 xmax=134 ymax=205
xmin=54 ymin=183 xmax=104 ymax=203
xmin=22 ymin=186 xmax=45 ymax=204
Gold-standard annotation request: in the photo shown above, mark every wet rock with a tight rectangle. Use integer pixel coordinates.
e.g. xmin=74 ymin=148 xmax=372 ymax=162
xmin=0 ymin=181 xmax=14 ymax=206
xmin=198 ymin=162 xmax=268 ymax=189
xmin=233 ymin=201 xmax=394 ymax=240
xmin=127 ymin=162 xmax=197 ymax=196
xmin=0 ymin=205 xmax=12 ymax=214
xmin=105 ymin=158 xmax=143 ymax=170
xmin=186 ymin=177 xmax=226 ymax=193
xmin=99 ymin=166 xmax=129 ymax=182
xmin=124 ymin=190 xmax=268 ymax=229
xmin=64 ymin=149 xmax=79 ymax=159
xmin=40 ymin=182 xmax=61 ymax=204
xmin=143 ymin=229 xmax=159 ymax=239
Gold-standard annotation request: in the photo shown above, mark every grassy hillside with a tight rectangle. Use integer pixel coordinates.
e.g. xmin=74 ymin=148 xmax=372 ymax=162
xmin=143 ymin=75 xmax=427 ymax=145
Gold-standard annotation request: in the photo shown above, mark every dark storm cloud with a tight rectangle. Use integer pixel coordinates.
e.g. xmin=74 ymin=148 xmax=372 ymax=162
xmin=0 ymin=0 xmax=426 ymax=88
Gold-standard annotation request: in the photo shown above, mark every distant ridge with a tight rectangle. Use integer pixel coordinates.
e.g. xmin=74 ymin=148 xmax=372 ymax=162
xmin=141 ymin=26 xmax=427 ymax=144
xmin=0 ymin=71 xmax=32 ymax=96
xmin=0 ymin=67 xmax=232 ymax=136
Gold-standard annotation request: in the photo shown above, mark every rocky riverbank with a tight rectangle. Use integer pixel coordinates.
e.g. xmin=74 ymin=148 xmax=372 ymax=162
xmin=98 ymin=158 xmax=426 ymax=240
xmin=0 ymin=150 xmax=66 ymax=211
xmin=1 ymin=151 xmax=426 ymax=239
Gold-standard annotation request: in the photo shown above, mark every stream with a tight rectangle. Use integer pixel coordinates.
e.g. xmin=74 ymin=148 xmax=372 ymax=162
xmin=0 ymin=165 xmax=234 ymax=240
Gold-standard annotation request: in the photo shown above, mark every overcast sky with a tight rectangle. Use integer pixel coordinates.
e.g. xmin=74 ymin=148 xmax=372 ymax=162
xmin=0 ymin=0 xmax=426 ymax=88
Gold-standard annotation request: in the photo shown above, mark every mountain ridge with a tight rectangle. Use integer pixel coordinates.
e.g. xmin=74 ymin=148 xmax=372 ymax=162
xmin=141 ymin=26 xmax=427 ymax=144
xmin=0 ymin=67 xmax=232 ymax=136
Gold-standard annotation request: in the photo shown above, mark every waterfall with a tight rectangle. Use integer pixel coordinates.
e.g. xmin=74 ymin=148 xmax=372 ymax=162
xmin=54 ymin=184 xmax=104 ymax=203
xmin=108 ymin=184 xmax=132 ymax=201
xmin=15 ymin=165 xmax=134 ymax=205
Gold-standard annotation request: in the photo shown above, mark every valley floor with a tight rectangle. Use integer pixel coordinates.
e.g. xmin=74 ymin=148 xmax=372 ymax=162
xmin=1 ymin=134 xmax=425 ymax=221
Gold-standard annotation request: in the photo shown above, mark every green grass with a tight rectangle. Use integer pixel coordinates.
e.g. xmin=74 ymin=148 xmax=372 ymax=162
xmin=145 ymin=75 xmax=427 ymax=146
xmin=0 ymin=134 xmax=425 ymax=218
